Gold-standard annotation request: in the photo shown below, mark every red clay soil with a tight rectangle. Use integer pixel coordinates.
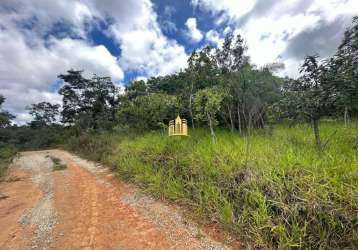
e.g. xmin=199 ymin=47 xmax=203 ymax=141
xmin=0 ymin=150 xmax=242 ymax=250
xmin=0 ymin=168 xmax=41 ymax=249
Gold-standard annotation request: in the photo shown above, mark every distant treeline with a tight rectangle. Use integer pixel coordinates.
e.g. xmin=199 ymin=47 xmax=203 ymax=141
xmin=1 ymin=16 xmax=357 ymax=149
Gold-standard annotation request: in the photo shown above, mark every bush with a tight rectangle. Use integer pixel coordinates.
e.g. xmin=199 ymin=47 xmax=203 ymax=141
xmin=0 ymin=125 xmax=68 ymax=150
xmin=49 ymin=156 xmax=67 ymax=171
xmin=0 ymin=144 xmax=17 ymax=181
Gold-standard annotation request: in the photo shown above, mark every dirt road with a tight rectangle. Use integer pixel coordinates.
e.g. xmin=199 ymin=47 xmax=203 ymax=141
xmin=0 ymin=150 xmax=240 ymax=249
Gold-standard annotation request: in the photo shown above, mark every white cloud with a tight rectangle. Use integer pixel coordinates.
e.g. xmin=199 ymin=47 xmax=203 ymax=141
xmin=192 ymin=0 xmax=358 ymax=78
xmin=1 ymin=88 xmax=62 ymax=125
xmin=307 ymin=0 xmax=358 ymax=22
xmin=164 ymin=5 xmax=176 ymax=17
xmin=223 ymin=26 xmax=232 ymax=35
xmin=109 ymin=0 xmax=188 ymax=76
xmin=235 ymin=13 xmax=321 ymax=73
xmin=205 ymin=30 xmax=223 ymax=46
xmin=0 ymin=0 xmax=189 ymax=123
xmin=185 ymin=17 xmax=203 ymax=42
xmin=191 ymin=0 xmax=257 ymax=23
xmin=1 ymin=0 xmax=94 ymax=38
xmin=0 ymin=28 xmax=124 ymax=123
xmin=117 ymin=28 xmax=187 ymax=76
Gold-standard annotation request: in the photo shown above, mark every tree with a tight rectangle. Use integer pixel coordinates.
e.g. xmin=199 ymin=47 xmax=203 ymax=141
xmin=213 ymin=33 xmax=283 ymax=134
xmin=331 ymin=16 xmax=358 ymax=124
xmin=58 ymin=70 xmax=119 ymax=130
xmin=0 ymin=95 xmax=15 ymax=128
xmin=27 ymin=102 xmax=60 ymax=127
xmin=279 ymin=55 xmax=331 ymax=151
xmin=118 ymin=93 xmax=178 ymax=130
xmin=217 ymin=64 xmax=282 ymax=134
xmin=215 ymin=33 xmax=248 ymax=73
xmin=125 ymin=80 xmax=148 ymax=100
xmin=194 ymin=87 xmax=224 ymax=142
xmin=185 ymin=46 xmax=220 ymax=128
xmin=214 ymin=33 xmax=247 ymax=133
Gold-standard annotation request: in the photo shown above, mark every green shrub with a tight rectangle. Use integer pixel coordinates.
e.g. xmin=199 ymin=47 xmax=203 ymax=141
xmin=0 ymin=125 xmax=68 ymax=150
xmin=0 ymin=144 xmax=17 ymax=181
xmin=50 ymin=156 xmax=67 ymax=171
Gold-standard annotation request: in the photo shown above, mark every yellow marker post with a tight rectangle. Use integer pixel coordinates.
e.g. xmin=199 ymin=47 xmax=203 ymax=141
xmin=168 ymin=115 xmax=188 ymax=136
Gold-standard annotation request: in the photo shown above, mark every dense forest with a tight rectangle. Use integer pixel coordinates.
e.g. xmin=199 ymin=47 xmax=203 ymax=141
xmin=0 ymin=16 xmax=357 ymax=249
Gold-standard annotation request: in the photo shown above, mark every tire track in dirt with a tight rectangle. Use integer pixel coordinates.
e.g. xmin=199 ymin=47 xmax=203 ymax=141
xmin=53 ymin=156 xmax=174 ymax=249
xmin=0 ymin=167 xmax=41 ymax=250
xmin=16 ymin=152 xmax=58 ymax=250
xmin=1 ymin=150 xmax=241 ymax=249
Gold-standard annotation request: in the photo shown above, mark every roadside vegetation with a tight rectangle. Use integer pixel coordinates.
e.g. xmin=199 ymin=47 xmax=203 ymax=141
xmin=0 ymin=16 xmax=357 ymax=249
xmin=0 ymin=144 xmax=17 ymax=181
xmin=49 ymin=156 xmax=67 ymax=171
xmin=67 ymin=122 xmax=358 ymax=249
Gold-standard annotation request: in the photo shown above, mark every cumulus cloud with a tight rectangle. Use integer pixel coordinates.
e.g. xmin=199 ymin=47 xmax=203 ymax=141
xmin=0 ymin=26 xmax=124 ymax=124
xmin=185 ymin=17 xmax=203 ymax=42
xmin=205 ymin=30 xmax=223 ymax=46
xmin=191 ymin=0 xmax=257 ymax=24
xmin=192 ymin=0 xmax=358 ymax=77
xmin=0 ymin=0 xmax=94 ymax=38
xmin=117 ymin=28 xmax=187 ymax=76
xmin=160 ymin=5 xmax=178 ymax=33
xmin=109 ymin=0 xmax=187 ymax=76
xmin=0 ymin=0 xmax=188 ymax=123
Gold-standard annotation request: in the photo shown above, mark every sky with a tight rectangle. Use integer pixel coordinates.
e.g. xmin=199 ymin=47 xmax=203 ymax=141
xmin=0 ymin=0 xmax=357 ymax=124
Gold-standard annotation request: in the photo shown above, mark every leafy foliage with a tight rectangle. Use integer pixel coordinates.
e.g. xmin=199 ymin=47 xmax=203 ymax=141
xmin=194 ymin=87 xmax=224 ymax=139
xmin=49 ymin=156 xmax=67 ymax=171
xmin=58 ymin=70 xmax=119 ymax=130
xmin=121 ymin=33 xmax=283 ymax=135
xmin=331 ymin=16 xmax=358 ymax=118
xmin=278 ymin=55 xmax=332 ymax=150
xmin=0 ymin=144 xmax=17 ymax=181
xmin=27 ymin=102 xmax=60 ymax=127
xmin=118 ymin=93 xmax=178 ymax=130
xmin=0 ymin=95 xmax=15 ymax=128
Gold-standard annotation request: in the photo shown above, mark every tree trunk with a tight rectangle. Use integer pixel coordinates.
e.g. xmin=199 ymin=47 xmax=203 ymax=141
xmin=237 ymin=103 xmax=242 ymax=135
xmin=247 ymin=111 xmax=252 ymax=137
xmin=344 ymin=105 xmax=349 ymax=127
xmin=313 ymin=118 xmax=321 ymax=152
xmin=189 ymin=81 xmax=195 ymax=129
xmin=242 ymin=106 xmax=248 ymax=132
xmin=228 ymin=105 xmax=234 ymax=133
xmin=207 ymin=113 xmax=216 ymax=143
xmin=259 ymin=111 xmax=265 ymax=129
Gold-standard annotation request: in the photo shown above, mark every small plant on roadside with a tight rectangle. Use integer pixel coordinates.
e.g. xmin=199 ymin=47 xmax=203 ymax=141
xmin=50 ymin=156 xmax=67 ymax=171
xmin=6 ymin=175 xmax=21 ymax=182
xmin=0 ymin=145 xmax=17 ymax=181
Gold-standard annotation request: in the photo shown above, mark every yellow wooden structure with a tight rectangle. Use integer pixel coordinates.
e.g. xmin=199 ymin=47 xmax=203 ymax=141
xmin=168 ymin=115 xmax=188 ymax=136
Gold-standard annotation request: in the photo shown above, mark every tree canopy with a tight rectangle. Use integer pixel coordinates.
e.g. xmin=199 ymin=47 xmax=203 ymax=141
xmin=0 ymin=95 xmax=15 ymax=128
xmin=58 ymin=70 xmax=119 ymax=130
xmin=27 ymin=102 xmax=60 ymax=127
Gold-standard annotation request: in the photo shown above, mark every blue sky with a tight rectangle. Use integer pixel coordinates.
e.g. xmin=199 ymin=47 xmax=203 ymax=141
xmin=0 ymin=0 xmax=357 ymax=123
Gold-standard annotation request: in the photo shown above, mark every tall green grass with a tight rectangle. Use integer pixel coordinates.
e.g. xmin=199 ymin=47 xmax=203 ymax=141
xmin=0 ymin=144 xmax=17 ymax=181
xmin=68 ymin=122 xmax=358 ymax=249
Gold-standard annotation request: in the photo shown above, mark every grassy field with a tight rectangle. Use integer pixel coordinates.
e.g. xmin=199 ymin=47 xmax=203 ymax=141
xmin=67 ymin=121 xmax=358 ymax=249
